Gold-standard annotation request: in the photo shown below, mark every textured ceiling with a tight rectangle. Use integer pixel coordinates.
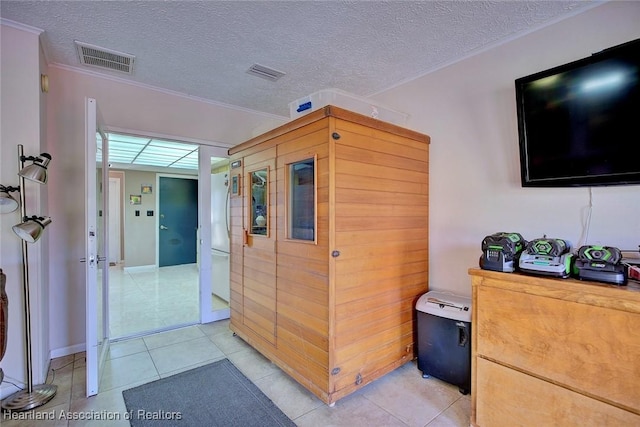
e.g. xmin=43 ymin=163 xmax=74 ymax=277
xmin=1 ymin=1 xmax=598 ymax=117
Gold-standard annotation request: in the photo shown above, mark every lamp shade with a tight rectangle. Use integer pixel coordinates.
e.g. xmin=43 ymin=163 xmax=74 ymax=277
xmin=18 ymin=153 xmax=51 ymax=184
xmin=0 ymin=186 xmax=19 ymax=213
xmin=12 ymin=216 xmax=52 ymax=243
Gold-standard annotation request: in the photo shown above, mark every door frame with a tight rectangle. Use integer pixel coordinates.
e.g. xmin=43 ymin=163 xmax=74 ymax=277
xmin=90 ymin=126 xmax=231 ymax=335
xmin=199 ymin=145 xmax=232 ymax=323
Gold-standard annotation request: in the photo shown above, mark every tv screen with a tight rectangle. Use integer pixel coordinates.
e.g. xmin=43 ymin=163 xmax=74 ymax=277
xmin=515 ymin=38 xmax=640 ymax=187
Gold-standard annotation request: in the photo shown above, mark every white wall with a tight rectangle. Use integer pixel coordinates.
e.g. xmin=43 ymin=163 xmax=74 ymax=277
xmin=0 ymin=23 xmax=49 ymax=397
xmin=5 ymin=2 xmax=640 ymax=370
xmin=120 ymin=169 xmax=157 ymax=267
xmin=372 ymin=1 xmax=640 ymax=297
xmin=45 ymin=65 xmax=287 ymax=357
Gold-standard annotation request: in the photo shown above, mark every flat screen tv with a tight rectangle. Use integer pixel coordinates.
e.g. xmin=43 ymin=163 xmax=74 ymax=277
xmin=515 ymin=38 xmax=640 ymax=187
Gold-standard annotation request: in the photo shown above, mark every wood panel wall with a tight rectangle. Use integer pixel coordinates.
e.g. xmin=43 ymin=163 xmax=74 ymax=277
xmin=329 ymin=118 xmax=429 ymax=397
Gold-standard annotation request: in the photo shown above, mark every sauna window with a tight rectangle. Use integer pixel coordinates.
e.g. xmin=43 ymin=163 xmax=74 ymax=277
xmin=288 ymin=158 xmax=315 ymax=241
xmin=249 ymin=168 xmax=268 ymax=235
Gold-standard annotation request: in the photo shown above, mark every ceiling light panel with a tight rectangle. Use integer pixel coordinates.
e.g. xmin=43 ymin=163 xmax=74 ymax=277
xmin=104 ymin=132 xmax=201 ymax=170
xmin=149 ymin=140 xmax=197 ymax=150
xmin=109 ymin=134 xmax=150 ymax=144
xmin=169 ymin=151 xmax=199 ymax=169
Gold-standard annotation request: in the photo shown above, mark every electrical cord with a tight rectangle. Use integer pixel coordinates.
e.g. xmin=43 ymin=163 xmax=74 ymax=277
xmin=46 ymin=358 xmax=76 ymax=385
xmin=0 ymin=378 xmax=22 ymax=391
xmin=0 ymin=357 xmax=75 ymax=391
xmin=578 ymin=187 xmax=593 ymax=248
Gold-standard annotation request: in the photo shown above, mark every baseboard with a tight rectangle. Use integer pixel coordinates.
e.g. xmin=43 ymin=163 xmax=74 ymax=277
xmin=201 ymin=308 xmax=230 ymax=324
xmin=50 ymin=342 xmax=85 ymax=359
xmin=123 ymin=264 xmax=156 ymax=273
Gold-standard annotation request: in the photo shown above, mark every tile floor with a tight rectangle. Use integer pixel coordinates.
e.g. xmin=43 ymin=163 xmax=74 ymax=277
xmin=1 ymin=321 xmax=471 ymax=427
xmin=109 ymin=263 xmax=230 ymax=339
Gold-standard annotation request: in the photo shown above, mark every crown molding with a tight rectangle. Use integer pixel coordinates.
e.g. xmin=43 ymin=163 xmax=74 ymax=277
xmin=0 ymin=18 xmax=44 ymax=35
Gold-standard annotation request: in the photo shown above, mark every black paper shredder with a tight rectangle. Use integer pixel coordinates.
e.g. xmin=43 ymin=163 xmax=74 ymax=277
xmin=416 ymin=291 xmax=472 ymax=394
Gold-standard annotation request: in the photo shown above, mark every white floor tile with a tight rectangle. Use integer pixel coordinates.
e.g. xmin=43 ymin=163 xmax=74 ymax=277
xmin=253 ymin=369 xmax=325 ymax=420
xmin=142 ymin=325 xmax=205 ymax=350
xmin=207 ymin=328 xmax=252 ymax=355
xmin=426 ymin=396 xmax=472 ymax=427
xmin=100 ymin=352 xmax=159 ymax=391
xmin=295 ymin=393 xmax=408 ymax=427
xmin=148 ymin=336 xmax=225 ymax=375
xmin=20 ymin=322 xmax=472 ymax=427
xmin=108 ymin=338 xmax=148 ymax=359
xmin=360 ymin=361 xmax=462 ymax=427
xmin=27 ymin=262 xmax=472 ymax=427
xmin=226 ymin=347 xmax=281 ymax=382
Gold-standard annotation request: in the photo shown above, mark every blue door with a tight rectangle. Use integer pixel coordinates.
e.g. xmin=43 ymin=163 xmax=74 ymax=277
xmin=159 ymin=176 xmax=198 ymax=267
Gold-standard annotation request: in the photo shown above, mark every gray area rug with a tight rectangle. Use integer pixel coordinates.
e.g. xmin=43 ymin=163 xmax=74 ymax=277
xmin=122 ymin=358 xmax=296 ymax=427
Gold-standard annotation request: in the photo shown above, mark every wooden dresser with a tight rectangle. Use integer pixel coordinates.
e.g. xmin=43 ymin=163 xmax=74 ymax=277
xmin=228 ymin=106 xmax=430 ymax=404
xmin=469 ymin=268 xmax=640 ymax=426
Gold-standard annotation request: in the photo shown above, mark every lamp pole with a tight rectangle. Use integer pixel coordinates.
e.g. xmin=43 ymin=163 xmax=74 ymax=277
xmin=1 ymin=145 xmax=57 ymax=411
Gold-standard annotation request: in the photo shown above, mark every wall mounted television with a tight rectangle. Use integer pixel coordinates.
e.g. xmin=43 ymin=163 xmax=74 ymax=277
xmin=515 ymin=38 xmax=640 ymax=187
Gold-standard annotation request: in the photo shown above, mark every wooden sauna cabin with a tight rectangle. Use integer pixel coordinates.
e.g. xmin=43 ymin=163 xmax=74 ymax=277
xmin=228 ymin=105 xmax=430 ymax=404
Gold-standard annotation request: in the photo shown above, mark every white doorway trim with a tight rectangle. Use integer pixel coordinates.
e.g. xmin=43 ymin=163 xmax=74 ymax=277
xmin=108 ymin=174 xmax=123 ymax=264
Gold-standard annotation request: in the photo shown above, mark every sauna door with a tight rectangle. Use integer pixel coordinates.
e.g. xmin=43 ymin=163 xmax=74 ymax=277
xmin=241 ymin=150 xmax=277 ymax=345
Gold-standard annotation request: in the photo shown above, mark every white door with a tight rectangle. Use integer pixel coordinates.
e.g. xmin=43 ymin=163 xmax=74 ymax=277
xmin=85 ymin=98 xmax=110 ymax=396
xmin=199 ymin=145 xmax=231 ymax=323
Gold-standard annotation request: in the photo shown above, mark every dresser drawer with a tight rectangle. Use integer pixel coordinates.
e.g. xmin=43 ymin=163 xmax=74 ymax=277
xmin=476 ymin=283 xmax=640 ymax=412
xmin=476 ymin=358 xmax=640 ymax=427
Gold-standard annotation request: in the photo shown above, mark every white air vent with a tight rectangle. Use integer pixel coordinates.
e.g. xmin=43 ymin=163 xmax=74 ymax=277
xmin=246 ymin=63 xmax=286 ymax=82
xmin=75 ymin=41 xmax=135 ymax=74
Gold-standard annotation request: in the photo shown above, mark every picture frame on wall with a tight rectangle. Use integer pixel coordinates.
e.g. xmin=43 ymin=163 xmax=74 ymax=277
xmin=130 ymin=194 xmax=142 ymax=205
xmin=141 ymin=184 xmax=152 ymax=194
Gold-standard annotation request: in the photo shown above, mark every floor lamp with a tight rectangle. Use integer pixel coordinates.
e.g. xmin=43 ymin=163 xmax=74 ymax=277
xmin=0 ymin=145 xmax=57 ymax=412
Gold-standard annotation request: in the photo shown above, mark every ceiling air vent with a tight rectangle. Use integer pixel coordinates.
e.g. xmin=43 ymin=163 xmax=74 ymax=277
xmin=246 ymin=63 xmax=286 ymax=82
xmin=75 ymin=41 xmax=135 ymax=74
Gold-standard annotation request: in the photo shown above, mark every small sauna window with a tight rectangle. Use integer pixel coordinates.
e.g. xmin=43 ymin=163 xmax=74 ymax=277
xmin=288 ymin=158 xmax=315 ymax=241
xmin=249 ymin=168 xmax=268 ymax=235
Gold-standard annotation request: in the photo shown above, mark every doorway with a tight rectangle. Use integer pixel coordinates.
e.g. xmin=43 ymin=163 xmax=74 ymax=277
xmin=104 ymin=132 xmax=203 ymax=339
xmin=96 ymin=131 xmax=231 ymax=341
